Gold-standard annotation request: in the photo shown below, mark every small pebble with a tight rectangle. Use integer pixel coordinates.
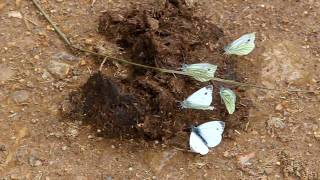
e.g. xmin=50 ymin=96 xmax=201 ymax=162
xmin=31 ymin=119 xmax=39 ymax=124
xmin=29 ymin=155 xmax=42 ymax=167
xmin=0 ymin=64 xmax=15 ymax=82
xmin=313 ymin=131 xmax=320 ymax=139
xmin=103 ymin=176 xmax=113 ymax=180
xmin=52 ymin=52 xmax=80 ymax=62
xmin=10 ymin=174 xmax=25 ymax=180
xmin=42 ymin=70 xmax=53 ymax=80
xmin=237 ymin=152 xmax=255 ymax=166
xmin=47 ymin=60 xmax=70 ymax=79
xmin=264 ymin=167 xmax=273 ymax=175
xmin=11 ymin=90 xmax=30 ymax=103
xmin=84 ymin=38 xmax=94 ymax=45
xmin=146 ymin=17 xmax=159 ymax=30
xmin=67 ymin=127 xmax=79 ymax=138
xmin=8 ymin=11 xmax=22 ymax=19
xmin=275 ymin=103 xmax=283 ymax=111
xmin=0 ymin=144 xmax=6 ymax=151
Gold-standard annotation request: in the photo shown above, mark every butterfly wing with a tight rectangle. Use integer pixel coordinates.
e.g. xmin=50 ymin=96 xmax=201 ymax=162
xmin=196 ymin=121 xmax=225 ymax=148
xmin=224 ymin=32 xmax=256 ymax=56
xmin=220 ymin=87 xmax=236 ymax=114
xmin=183 ymin=63 xmax=217 ymax=75
xmin=230 ymin=43 xmax=255 ymax=56
xmin=185 ymin=85 xmax=213 ymax=107
xmin=189 ymin=131 xmax=209 ymax=155
xmin=228 ymin=33 xmax=255 ymax=48
xmin=182 ymin=63 xmax=218 ymax=82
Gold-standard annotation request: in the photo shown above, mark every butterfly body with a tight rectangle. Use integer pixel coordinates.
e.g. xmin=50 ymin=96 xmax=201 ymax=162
xmin=181 ymin=85 xmax=214 ymax=110
xmin=189 ymin=121 xmax=225 ymax=155
xmin=224 ymin=32 xmax=256 ymax=56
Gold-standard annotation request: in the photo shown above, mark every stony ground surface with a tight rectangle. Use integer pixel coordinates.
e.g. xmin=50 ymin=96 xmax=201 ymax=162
xmin=0 ymin=0 xmax=320 ymax=179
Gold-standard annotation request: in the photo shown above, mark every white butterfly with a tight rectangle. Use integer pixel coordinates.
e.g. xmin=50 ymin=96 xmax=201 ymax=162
xmin=189 ymin=121 xmax=225 ymax=155
xmin=181 ymin=85 xmax=214 ymax=110
xmin=181 ymin=63 xmax=218 ymax=82
xmin=219 ymin=87 xmax=236 ymax=114
xmin=224 ymin=32 xmax=256 ymax=56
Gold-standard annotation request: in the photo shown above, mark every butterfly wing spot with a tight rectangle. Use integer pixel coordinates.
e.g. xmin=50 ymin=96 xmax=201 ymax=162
xmin=205 ymin=92 xmax=208 ymax=95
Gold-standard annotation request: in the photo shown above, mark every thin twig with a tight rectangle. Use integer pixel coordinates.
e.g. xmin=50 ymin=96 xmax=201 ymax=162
xmin=24 ymin=16 xmax=39 ymax=26
xmin=31 ymin=0 xmax=181 ymax=73
xmin=91 ymin=0 xmax=97 ymax=7
xmin=23 ymin=17 xmax=31 ymax=31
xmin=212 ymin=78 xmax=316 ymax=93
xmin=31 ymin=0 xmax=319 ymax=93
xmin=245 ymin=119 xmax=250 ymax=131
xmin=99 ymin=56 xmax=108 ymax=71
xmin=32 ymin=0 xmax=71 ymax=46
xmin=72 ymin=45 xmax=187 ymax=75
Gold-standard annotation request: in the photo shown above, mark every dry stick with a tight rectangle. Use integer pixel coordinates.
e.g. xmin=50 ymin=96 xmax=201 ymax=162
xmin=211 ymin=78 xmax=316 ymax=93
xmin=32 ymin=0 xmax=71 ymax=46
xmin=31 ymin=0 xmax=179 ymax=73
xmin=99 ymin=56 xmax=108 ymax=71
xmin=31 ymin=0 xmax=318 ymax=93
xmin=91 ymin=0 xmax=97 ymax=7
xmin=24 ymin=16 xmax=39 ymax=26
xmin=73 ymin=45 xmax=187 ymax=75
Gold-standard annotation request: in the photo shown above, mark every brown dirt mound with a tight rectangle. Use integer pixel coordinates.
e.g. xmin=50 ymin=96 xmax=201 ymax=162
xmin=64 ymin=0 xmax=250 ymax=144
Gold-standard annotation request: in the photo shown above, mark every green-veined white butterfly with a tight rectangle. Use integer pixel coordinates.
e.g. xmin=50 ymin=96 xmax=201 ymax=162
xmin=190 ymin=121 xmax=225 ymax=155
xmin=219 ymin=87 xmax=236 ymax=114
xmin=181 ymin=63 xmax=218 ymax=82
xmin=181 ymin=85 xmax=214 ymax=110
xmin=224 ymin=32 xmax=256 ymax=56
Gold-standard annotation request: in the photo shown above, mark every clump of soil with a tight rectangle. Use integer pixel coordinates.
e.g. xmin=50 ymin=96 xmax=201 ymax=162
xmin=65 ymin=0 xmax=250 ymax=143
xmin=98 ymin=0 xmax=224 ymax=69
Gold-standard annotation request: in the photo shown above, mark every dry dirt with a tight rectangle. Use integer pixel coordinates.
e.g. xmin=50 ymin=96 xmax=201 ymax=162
xmin=0 ymin=0 xmax=320 ymax=179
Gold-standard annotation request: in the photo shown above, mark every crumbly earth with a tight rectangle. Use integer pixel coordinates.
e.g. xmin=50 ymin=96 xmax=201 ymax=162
xmin=65 ymin=0 xmax=249 ymax=143
xmin=0 ymin=0 xmax=320 ymax=179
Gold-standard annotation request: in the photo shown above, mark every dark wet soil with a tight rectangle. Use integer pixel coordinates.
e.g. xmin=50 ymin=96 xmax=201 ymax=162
xmin=65 ymin=0 xmax=250 ymax=144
